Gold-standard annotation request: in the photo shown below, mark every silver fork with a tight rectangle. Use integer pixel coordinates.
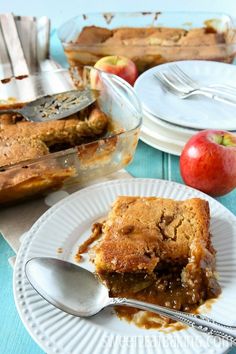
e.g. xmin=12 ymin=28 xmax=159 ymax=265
xmin=154 ymin=72 xmax=236 ymax=106
xmin=170 ymin=64 xmax=236 ymax=97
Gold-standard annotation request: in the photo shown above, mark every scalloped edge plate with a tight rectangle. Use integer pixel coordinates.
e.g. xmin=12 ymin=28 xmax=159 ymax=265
xmin=14 ymin=178 xmax=236 ymax=354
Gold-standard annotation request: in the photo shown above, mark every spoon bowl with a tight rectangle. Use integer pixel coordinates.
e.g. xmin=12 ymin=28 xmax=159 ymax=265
xmin=25 ymin=257 xmax=109 ymax=317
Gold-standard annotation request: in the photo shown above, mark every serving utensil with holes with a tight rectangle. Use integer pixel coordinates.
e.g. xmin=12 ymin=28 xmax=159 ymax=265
xmin=0 ymin=88 xmax=98 ymax=122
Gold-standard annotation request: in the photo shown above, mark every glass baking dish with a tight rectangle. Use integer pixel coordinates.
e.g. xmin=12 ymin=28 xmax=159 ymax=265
xmin=0 ymin=68 xmax=142 ymax=205
xmin=58 ymin=11 xmax=236 ymax=73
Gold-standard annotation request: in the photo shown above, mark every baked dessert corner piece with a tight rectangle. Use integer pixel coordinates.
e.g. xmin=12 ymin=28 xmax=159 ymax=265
xmin=0 ymin=106 xmax=109 ymax=204
xmin=93 ymin=196 xmax=221 ymax=311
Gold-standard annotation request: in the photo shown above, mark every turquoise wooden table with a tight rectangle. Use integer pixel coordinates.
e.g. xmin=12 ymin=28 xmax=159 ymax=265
xmin=1 ymin=141 xmax=236 ymax=354
xmin=1 ymin=32 xmax=236 ymax=354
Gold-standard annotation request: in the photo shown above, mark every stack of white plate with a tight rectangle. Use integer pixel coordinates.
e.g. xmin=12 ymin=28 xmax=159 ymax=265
xmin=134 ymin=60 xmax=236 ymax=156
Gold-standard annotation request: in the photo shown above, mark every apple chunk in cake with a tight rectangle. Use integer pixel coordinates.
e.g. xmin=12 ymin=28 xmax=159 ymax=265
xmin=93 ymin=196 xmax=221 ymax=311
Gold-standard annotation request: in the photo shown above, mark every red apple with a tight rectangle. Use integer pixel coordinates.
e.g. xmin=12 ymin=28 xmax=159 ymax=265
xmin=180 ymin=130 xmax=236 ymax=197
xmin=93 ymin=55 xmax=138 ymax=86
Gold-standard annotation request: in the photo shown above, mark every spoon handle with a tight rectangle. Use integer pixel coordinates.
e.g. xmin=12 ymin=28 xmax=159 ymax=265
xmin=110 ymin=297 xmax=236 ymax=345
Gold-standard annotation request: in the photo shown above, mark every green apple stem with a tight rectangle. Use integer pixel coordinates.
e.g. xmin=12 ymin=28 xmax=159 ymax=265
xmin=113 ymin=56 xmax=119 ymax=65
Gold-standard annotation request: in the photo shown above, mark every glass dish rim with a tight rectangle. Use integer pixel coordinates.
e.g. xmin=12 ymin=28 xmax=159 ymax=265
xmin=57 ymin=10 xmax=236 ymax=49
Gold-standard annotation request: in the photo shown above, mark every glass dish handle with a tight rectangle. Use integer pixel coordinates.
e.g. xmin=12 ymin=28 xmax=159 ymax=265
xmin=99 ymin=70 xmax=142 ymax=114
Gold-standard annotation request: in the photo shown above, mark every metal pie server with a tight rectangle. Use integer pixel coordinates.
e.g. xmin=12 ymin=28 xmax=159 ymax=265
xmin=0 ymin=88 xmax=98 ymax=122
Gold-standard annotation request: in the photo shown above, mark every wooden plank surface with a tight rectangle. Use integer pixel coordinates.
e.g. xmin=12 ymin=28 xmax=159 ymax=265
xmin=1 ymin=142 xmax=236 ymax=354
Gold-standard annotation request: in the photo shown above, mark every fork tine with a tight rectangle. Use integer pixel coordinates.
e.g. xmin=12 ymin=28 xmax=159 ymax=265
xmin=172 ymin=64 xmax=236 ymax=96
xmin=154 ymin=73 xmax=182 ymax=96
xmin=161 ymin=69 xmax=191 ymax=91
xmin=154 ymin=72 xmax=173 ymax=91
xmin=159 ymin=71 xmax=189 ymax=93
xmin=171 ymin=64 xmax=197 ymax=89
xmin=154 ymin=73 xmax=170 ymax=91
xmin=154 ymin=73 xmax=169 ymax=91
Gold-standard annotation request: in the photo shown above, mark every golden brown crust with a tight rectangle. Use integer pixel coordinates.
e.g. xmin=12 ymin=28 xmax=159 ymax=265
xmin=0 ymin=106 xmax=109 ymax=204
xmin=68 ymin=25 xmax=234 ymax=73
xmin=104 ymin=27 xmax=187 ymax=46
xmin=91 ymin=196 xmax=221 ymax=316
xmin=0 ymin=107 xmax=109 ymax=167
xmin=76 ymin=25 xmax=112 ymax=45
xmin=76 ymin=26 xmax=224 ymax=47
xmin=0 ymin=137 xmax=49 ymax=166
xmin=0 ymin=165 xmax=75 ymax=204
xmin=94 ymin=196 xmax=212 ymax=273
xmin=178 ymin=28 xmax=225 ymax=46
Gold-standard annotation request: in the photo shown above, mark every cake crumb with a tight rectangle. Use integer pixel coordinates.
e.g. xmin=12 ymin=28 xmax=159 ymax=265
xmin=75 ymin=253 xmax=83 ymax=263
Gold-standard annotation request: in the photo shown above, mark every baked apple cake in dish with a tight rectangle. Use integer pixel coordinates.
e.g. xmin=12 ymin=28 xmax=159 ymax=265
xmin=58 ymin=12 xmax=236 ymax=73
xmin=0 ymin=105 xmax=108 ymax=204
xmin=0 ymin=68 xmax=142 ymax=205
xmin=77 ymin=196 xmax=221 ymax=329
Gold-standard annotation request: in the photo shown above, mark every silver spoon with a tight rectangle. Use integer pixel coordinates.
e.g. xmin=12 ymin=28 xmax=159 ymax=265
xmin=0 ymin=89 xmax=97 ymax=122
xmin=25 ymin=257 xmax=236 ymax=345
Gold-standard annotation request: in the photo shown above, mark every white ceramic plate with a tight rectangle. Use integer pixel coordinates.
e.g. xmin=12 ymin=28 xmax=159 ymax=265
xmin=140 ymin=109 xmax=193 ymax=155
xmin=142 ymin=123 xmax=185 ymax=147
xmin=134 ymin=60 xmax=236 ymax=131
xmin=14 ymin=178 xmax=236 ymax=354
xmin=143 ymin=108 xmax=200 ymax=139
xmin=140 ymin=128 xmax=183 ymax=156
xmin=141 ymin=109 xmax=236 ymax=155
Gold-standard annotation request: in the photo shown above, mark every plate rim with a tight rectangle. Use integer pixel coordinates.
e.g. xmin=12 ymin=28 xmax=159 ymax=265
xmin=141 ymin=121 xmax=186 ymax=145
xmin=140 ymin=131 xmax=182 ymax=156
xmin=143 ymin=106 xmax=201 ymax=135
xmin=13 ymin=177 xmax=235 ymax=354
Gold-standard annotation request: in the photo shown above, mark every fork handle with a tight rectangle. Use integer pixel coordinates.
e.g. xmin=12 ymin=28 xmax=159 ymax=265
xmin=208 ymin=84 xmax=236 ymax=97
xmin=195 ymin=89 xmax=236 ymax=107
xmin=110 ymin=297 xmax=236 ymax=345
